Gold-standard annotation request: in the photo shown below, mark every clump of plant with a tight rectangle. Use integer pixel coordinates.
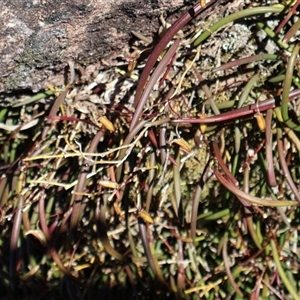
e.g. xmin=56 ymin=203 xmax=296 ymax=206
xmin=1 ymin=0 xmax=300 ymax=299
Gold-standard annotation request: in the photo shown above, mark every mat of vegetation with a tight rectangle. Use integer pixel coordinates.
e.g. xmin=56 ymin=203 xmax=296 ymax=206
xmin=0 ymin=0 xmax=300 ymax=299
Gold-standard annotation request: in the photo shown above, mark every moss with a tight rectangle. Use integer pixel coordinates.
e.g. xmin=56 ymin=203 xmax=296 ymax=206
xmin=3 ymin=64 xmax=29 ymax=90
xmin=18 ymin=28 xmax=67 ymax=68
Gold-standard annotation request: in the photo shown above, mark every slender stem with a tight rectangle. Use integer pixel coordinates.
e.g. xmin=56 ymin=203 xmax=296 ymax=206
xmin=138 ymin=219 xmax=156 ymax=274
xmin=222 ymin=236 xmax=244 ymax=297
xmin=193 ymin=6 xmax=284 ymax=46
xmin=172 ymin=89 xmax=300 ymax=124
xmin=191 ymin=160 xmax=210 ymax=242
xmin=214 ymin=168 xmax=298 ymax=207
xmin=130 ymin=39 xmax=181 ymax=131
xmin=173 ymin=150 xmax=181 ymax=216
xmin=243 ymin=166 xmax=262 ymax=249
xmin=95 ymin=194 xmax=125 ymax=261
xmin=256 ymin=22 xmax=289 ymax=50
xmin=276 ymin=127 xmax=300 ymax=202
xmin=39 ymin=191 xmax=50 ymax=240
xmin=10 ymin=195 xmax=24 ymax=279
xmin=134 ymin=0 xmax=218 ymax=108
xmin=194 ymin=68 xmax=219 ymax=115
xmin=212 ymin=142 xmax=238 ymax=187
xmin=145 ymin=152 xmax=156 ymax=212
xmin=213 ymin=141 xmax=251 ymax=207
xmin=116 ymin=120 xmax=148 ymax=182
xmin=237 ymin=73 xmax=260 ymax=109
xmin=271 ymin=239 xmax=299 ymax=299
xmin=214 ymin=54 xmax=278 ymax=72
xmin=284 ymin=17 xmax=300 ymax=42
xmin=70 ymin=130 xmax=105 ymax=229
xmin=42 ymin=89 xmax=68 ymax=140
xmin=275 ymin=107 xmax=300 ymax=151
xmin=281 ymin=44 xmax=300 ymax=131
xmin=265 ymin=109 xmax=276 ymax=186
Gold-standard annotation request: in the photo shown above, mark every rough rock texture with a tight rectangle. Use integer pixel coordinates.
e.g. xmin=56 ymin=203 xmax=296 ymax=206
xmin=0 ymin=0 xmax=191 ymax=93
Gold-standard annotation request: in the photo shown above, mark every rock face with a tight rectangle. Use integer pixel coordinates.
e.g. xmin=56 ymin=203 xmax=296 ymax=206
xmin=0 ymin=0 xmax=188 ymax=93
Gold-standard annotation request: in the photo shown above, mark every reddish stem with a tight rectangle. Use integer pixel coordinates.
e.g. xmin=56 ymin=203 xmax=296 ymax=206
xmin=133 ymin=0 xmax=218 ymax=108
xmin=172 ymin=89 xmax=300 ymax=124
